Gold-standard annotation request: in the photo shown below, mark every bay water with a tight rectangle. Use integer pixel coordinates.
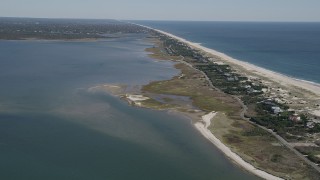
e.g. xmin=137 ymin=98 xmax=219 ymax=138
xmin=0 ymin=34 xmax=256 ymax=179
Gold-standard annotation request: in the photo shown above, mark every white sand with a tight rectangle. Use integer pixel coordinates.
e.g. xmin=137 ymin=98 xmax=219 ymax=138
xmin=133 ymin=24 xmax=302 ymax=179
xmin=126 ymin=94 xmax=149 ymax=106
xmin=126 ymin=94 xmax=150 ymax=102
xmin=195 ymin=112 xmax=283 ymax=180
xmin=140 ymin=24 xmax=320 ymax=96
xmin=201 ymin=111 xmax=217 ymax=129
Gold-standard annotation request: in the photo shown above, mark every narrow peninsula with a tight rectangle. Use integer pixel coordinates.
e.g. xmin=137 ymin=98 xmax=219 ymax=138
xmin=101 ymin=24 xmax=320 ymax=180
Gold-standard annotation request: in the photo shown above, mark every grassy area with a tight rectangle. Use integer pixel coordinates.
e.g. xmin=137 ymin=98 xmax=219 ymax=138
xmin=140 ymin=98 xmax=176 ymax=110
xmin=142 ymin=63 xmax=240 ymax=114
xmin=141 ymin=38 xmax=320 ymax=179
xmin=145 ymin=47 xmax=168 ymax=60
xmin=210 ymin=113 xmax=318 ymax=179
xmin=145 ymin=39 xmax=182 ymax=61
xmin=295 ymin=146 xmax=320 ymax=165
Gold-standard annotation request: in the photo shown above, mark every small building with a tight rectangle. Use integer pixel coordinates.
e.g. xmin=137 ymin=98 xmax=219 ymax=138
xmin=289 ymin=114 xmax=301 ymax=123
xmin=287 ymin=108 xmax=295 ymax=112
xmin=307 ymin=122 xmax=315 ymax=129
xmin=262 ymin=100 xmax=276 ymax=106
xmin=247 ymin=89 xmax=261 ymax=94
xmin=244 ymin=85 xmax=251 ymax=89
xmin=272 ymin=106 xmax=283 ymax=114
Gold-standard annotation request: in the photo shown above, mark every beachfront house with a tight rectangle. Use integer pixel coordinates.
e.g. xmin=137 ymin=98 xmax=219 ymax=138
xmin=307 ymin=122 xmax=315 ymax=129
xmin=272 ymin=106 xmax=283 ymax=114
xmin=289 ymin=114 xmax=301 ymax=123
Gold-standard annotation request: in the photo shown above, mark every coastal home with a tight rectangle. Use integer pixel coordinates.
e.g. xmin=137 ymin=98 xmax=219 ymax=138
xmin=262 ymin=100 xmax=276 ymax=106
xmin=252 ymin=89 xmax=262 ymax=93
xmin=275 ymin=98 xmax=284 ymax=104
xmin=272 ymin=106 xmax=283 ymax=114
xmin=247 ymin=88 xmax=261 ymax=94
xmin=307 ymin=122 xmax=315 ymax=129
xmin=244 ymin=85 xmax=251 ymax=89
xmin=262 ymin=88 xmax=268 ymax=93
xmin=289 ymin=114 xmax=301 ymax=123
xmin=299 ymin=100 xmax=307 ymax=104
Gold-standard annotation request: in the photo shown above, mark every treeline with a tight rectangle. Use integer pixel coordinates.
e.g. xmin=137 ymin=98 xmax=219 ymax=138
xmin=154 ymin=29 xmax=320 ymax=136
xmin=0 ymin=18 xmax=147 ymax=40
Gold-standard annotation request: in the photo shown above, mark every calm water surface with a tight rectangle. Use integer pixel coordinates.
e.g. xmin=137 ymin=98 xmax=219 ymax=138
xmin=0 ymin=34 xmax=257 ymax=179
xmin=135 ymin=21 xmax=320 ymax=83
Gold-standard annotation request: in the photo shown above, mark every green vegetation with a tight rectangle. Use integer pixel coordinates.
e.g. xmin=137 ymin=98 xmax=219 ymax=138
xmin=0 ymin=17 xmax=147 ymax=40
xmin=154 ymin=30 xmax=320 ymax=141
xmin=196 ymin=64 xmax=263 ymax=96
xmin=271 ymin=154 xmax=283 ymax=163
xmin=142 ymin=63 xmax=238 ymax=114
xmin=242 ymin=126 xmax=270 ymax=137
xmin=209 ymin=112 xmax=317 ymax=179
xmin=141 ymin=38 xmax=320 ymax=179
xmin=140 ymin=99 xmax=176 ymax=110
xmin=295 ymin=146 xmax=320 ymax=164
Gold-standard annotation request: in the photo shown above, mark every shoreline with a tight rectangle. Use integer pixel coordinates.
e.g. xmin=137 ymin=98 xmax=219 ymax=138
xmin=133 ymin=23 xmax=310 ymax=179
xmin=138 ymin=24 xmax=320 ymax=96
xmin=195 ymin=112 xmax=283 ymax=180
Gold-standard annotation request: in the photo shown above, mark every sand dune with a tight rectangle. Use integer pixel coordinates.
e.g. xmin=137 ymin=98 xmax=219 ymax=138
xmin=150 ymin=27 xmax=320 ymax=97
xmin=135 ymin=23 xmax=288 ymax=179
xmin=195 ymin=112 xmax=283 ymax=180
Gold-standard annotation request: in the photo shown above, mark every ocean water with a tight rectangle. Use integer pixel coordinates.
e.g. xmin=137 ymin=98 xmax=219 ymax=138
xmin=134 ymin=21 xmax=320 ymax=84
xmin=0 ymin=34 xmax=256 ymax=179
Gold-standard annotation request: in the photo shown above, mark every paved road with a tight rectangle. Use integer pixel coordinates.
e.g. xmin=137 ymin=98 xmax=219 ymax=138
xmin=235 ymin=97 xmax=320 ymax=173
xmin=178 ymin=56 xmax=320 ymax=173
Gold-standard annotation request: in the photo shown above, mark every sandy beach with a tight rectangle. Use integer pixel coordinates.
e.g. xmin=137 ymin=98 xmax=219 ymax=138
xmin=195 ymin=112 xmax=284 ymax=180
xmin=134 ymin=23 xmax=295 ymax=179
xmin=144 ymin=26 xmax=320 ymax=97
xmin=125 ymin=94 xmax=150 ymax=106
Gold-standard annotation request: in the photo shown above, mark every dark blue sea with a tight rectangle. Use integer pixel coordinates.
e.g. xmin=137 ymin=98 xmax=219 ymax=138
xmin=133 ymin=21 xmax=320 ymax=84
